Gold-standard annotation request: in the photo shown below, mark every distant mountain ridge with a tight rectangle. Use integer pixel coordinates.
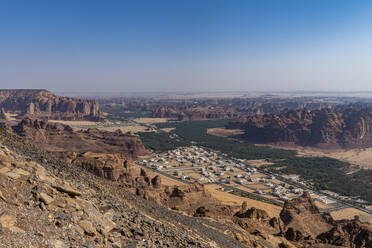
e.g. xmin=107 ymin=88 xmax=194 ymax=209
xmin=227 ymin=108 xmax=372 ymax=149
xmin=0 ymin=89 xmax=102 ymax=121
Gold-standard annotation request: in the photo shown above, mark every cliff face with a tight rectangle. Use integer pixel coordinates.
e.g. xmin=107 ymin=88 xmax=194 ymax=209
xmin=228 ymin=108 xmax=372 ymax=149
xmin=11 ymin=117 xmax=148 ymax=160
xmin=0 ymin=89 xmax=102 ymax=121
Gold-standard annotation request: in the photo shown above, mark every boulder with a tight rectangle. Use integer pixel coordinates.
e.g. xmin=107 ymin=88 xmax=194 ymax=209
xmin=39 ymin=192 xmax=54 ymax=205
xmin=79 ymin=220 xmax=96 ymax=236
xmin=52 ymin=183 xmax=81 ymax=197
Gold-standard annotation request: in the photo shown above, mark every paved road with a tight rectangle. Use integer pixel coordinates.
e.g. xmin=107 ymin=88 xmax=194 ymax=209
xmin=319 ymin=205 xmax=348 ymax=213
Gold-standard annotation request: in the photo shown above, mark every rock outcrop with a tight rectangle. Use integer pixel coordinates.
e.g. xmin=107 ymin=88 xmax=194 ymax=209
xmin=70 ymin=152 xmax=132 ymax=181
xmin=0 ymin=108 xmax=8 ymax=121
xmin=0 ymin=89 xmax=102 ymax=121
xmin=231 ymin=192 xmax=372 ymax=247
xmin=11 ymin=117 xmax=147 ymax=161
xmin=278 ymin=192 xmax=372 ymax=247
xmin=279 ymin=192 xmax=333 ymax=239
xmin=228 ymin=108 xmax=372 ymax=149
xmin=317 ymin=217 xmax=372 ymax=248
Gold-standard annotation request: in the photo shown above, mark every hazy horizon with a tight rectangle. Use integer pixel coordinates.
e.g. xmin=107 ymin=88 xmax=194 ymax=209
xmin=2 ymin=1 xmax=372 ymax=92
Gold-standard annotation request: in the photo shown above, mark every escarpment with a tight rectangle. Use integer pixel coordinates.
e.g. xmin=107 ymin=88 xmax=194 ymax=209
xmin=10 ymin=117 xmax=147 ymax=160
xmin=228 ymin=108 xmax=372 ymax=149
xmin=0 ymin=89 xmax=103 ymax=121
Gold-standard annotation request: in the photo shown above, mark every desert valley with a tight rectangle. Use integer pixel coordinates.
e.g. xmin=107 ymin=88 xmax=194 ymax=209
xmin=0 ymin=89 xmax=371 ymax=247
xmin=2 ymin=2 xmax=372 ymax=247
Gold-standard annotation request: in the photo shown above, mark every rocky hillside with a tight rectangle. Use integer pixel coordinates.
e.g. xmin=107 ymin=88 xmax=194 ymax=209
xmin=0 ymin=127 xmax=246 ymax=248
xmin=0 ymin=125 xmax=371 ymax=247
xmin=0 ymin=89 xmax=102 ymax=121
xmin=228 ymin=108 xmax=372 ymax=149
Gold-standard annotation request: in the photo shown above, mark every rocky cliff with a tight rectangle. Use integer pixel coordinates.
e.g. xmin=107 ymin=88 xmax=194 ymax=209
xmin=0 ymin=89 xmax=102 ymax=121
xmin=228 ymin=108 xmax=372 ymax=148
xmin=10 ymin=117 xmax=147 ymax=160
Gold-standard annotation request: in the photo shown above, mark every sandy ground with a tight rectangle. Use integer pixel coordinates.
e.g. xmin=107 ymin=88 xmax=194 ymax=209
xmin=314 ymin=200 xmax=333 ymax=210
xmin=246 ymin=159 xmax=274 ymax=167
xmin=261 ymin=144 xmax=372 ymax=170
xmin=204 ymin=184 xmax=281 ymax=218
xmin=293 ymin=146 xmax=372 ymax=169
xmin=134 ymin=118 xmax=169 ymax=124
xmin=142 ymin=168 xmax=187 ymax=187
xmin=207 ymin=127 xmax=244 ymax=138
xmin=48 ymin=120 xmax=101 ymax=126
xmin=323 ymin=148 xmax=372 ymax=169
xmin=330 ymin=208 xmax=372 ymax=223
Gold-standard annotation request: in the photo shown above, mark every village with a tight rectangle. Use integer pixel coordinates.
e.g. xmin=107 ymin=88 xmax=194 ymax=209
xmin=137 ymin=145 xmax=346 ymax=211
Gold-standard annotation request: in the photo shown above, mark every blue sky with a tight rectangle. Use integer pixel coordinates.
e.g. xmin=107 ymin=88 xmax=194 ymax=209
xmin=1 ymin=0 xmax=372 ymax=92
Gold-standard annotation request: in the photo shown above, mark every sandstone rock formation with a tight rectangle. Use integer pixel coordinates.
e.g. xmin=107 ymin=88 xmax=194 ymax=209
xmin=11 ymin=117 xmax=147 ymax=161
xmin=279 ymin=192 xmax=372 ymax=247
xmin=230 ymin=192 xmax=372 ymax=247
xmin=228 ymin=108 xmax=372 ymax=149
xmin=0 ymin=89 xmax=102 ymax=121
xmin=317 ymin=216 xmax=372 ymax=247
xmin=70 ymin=152 xmax=131 ymax=181
xmin=279 ymin=192 xmax=333 ymax=239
